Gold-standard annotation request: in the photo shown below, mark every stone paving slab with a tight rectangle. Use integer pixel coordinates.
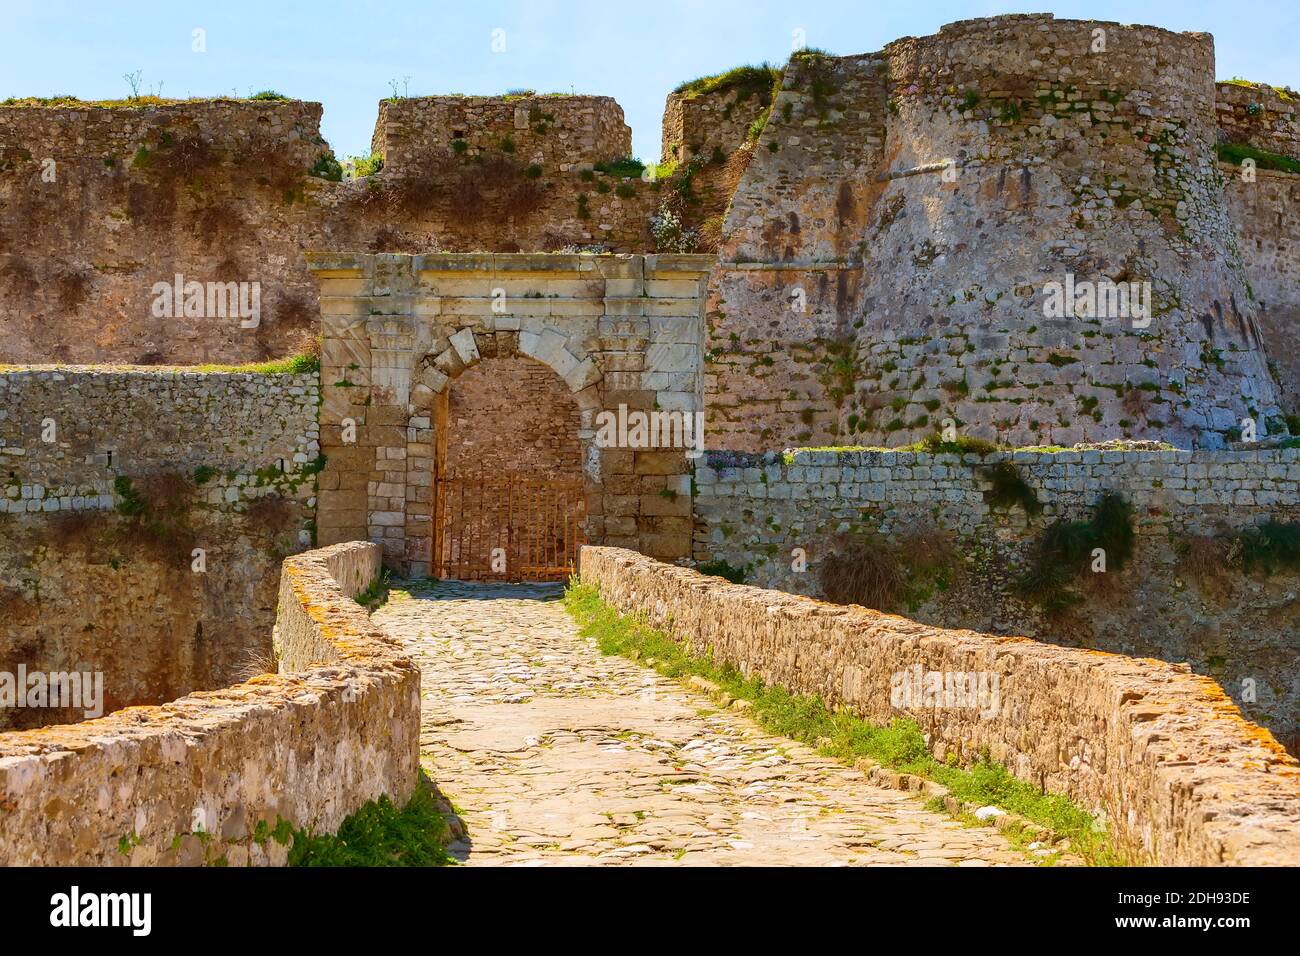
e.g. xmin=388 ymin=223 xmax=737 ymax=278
xmin=375 ymin=580 xmax=1049 ymax=867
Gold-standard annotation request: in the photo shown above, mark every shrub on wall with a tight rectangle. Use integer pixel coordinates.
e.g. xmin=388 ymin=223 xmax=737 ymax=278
xmin=1017 ymin=493 xmax=1135 ymax=613
xmin=982 ymin=462 xmax=1042 ymax=515
xmin=1238 ymin=520 xmax=1300 ymax=574
xmin=695 ymin=559 xmax=748 ymax=584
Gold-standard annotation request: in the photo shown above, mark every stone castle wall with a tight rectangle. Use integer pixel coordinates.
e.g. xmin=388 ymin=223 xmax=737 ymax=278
xmin=0 ymin=99 xmax=330 ymax=365
xmin=1215 ymin=81 xmax=1300 ymax=160
xmin=699 ymin=15 xmax=1290 ymax=451
xmin=581 ymin=545 xmax=1300 ymax=866
xmin=366 ymin=95 xmax=657 ymax=254
xmin=0 ymin=96 xmax=661 ymax=367
xmin=0 ymin=368 xmax=319 ymax=727
xmin=692 ymin=445 xmax=1300 ymax=749
xmin=661 ymin=84 xmax=771 ymax=165
xmin=0 ymin=541 xmax=421 ymax=866
xmin=374 ymin=95 xmax=632 ymax=173
xmin=659 ymin=80 xmax=775 ymax=247
xmin=704 ymin=52 xmax=887 ymax=450
xmin=853 ymin=16 xmax=1278 ymax=450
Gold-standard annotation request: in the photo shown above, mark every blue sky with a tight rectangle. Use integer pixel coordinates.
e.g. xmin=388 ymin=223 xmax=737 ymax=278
xmin=2 ymin=1 xmax=1296 ymax=162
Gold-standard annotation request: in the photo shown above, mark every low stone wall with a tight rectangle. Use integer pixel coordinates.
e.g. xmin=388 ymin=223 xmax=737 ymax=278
xmin=692 ymin=445 xmax=1300 ymax=749
xmin=0 ymin=366 xmax=320 ymax=508
xmin=579 ymin=545 xmax=1300 ymax=865
xmin=0 ymin=541 xmax=420 ymax=866
xmin=694 ymin=446 xmax=1300 ymax=569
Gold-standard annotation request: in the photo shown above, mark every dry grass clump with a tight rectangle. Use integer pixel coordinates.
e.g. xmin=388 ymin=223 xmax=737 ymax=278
xmin=54 ymin=266 xmax=95 ymax=309
xmin=820 ymin=534 xmax=903 ymax=610
xmin=237 ymin=133 xmax=304 ymax=193
xmin=232 ymin=648 xmax=279 ymax=681
xmin=0 ymin=585 xmax=37 ymax=625
xmin=120 ymin=472 xmax=199 ymax=565
xmin=819 ymin=525 xmax=957 ymax=612
xmin=246 ymin=493 xmax=297 ymax=532
xmin=48 ymin=510 xmax=103 ymax=555
xmin=193 ymin=202 xmax=247 ymax=248
xmin=1176 ymin=533 xmax=1236 ymax=600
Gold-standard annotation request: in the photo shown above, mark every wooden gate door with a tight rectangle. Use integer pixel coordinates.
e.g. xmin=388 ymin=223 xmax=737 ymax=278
xmin=433 ymin=474 xmax=586 ymax=581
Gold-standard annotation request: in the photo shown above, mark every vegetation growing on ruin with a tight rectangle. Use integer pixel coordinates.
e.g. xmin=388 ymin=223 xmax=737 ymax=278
xmin=1238 ymin=520 xmax=1300 ymax=575
xmin=1216 ymin=142 xmax=1300 ymax=175
xmin=593 ymin=157 xmax=645 ymax=178
xmin=982 ymin=462 xmax=1042 ymax=515
xmin=112 ymin=476 xmax=147 ymax=518
xmin=354 ymin=568 xmax=393 ymax=610
xmin=1017 ymin=493 xmax=1135 ymax=613
xmin=673 ymin=64 xmax=782 ymax=104
xmin=695 ymin=559 xmax=748 ymax=584
xmin=0 ymin=92 xmax=299 ymax=108
xmin=903 ymin=434 xmax=1003 ymax=456
xmin=819 ymin=526 xmax=957 ymax=613
xmin=565 ymin=584 xmax=1120 ymax=865
xmin=309 ymin=152 xmax=343 ymax=182
xmin=1220 ymin=77 xmax=1298 ymax=101
xmin=347 ymin=153 xmax=385 ymax=178
xmin=1175 ymin=533 xmax=1237 ymax=600
xmin=788 ymin=48 xmax=837 ymax=119
xmin=364 ymin=147 xmax=546 ymax=223
xmin=186 ymin=351 xmax=320 ymax=374
xmin=287 ymin=777 xmax=454 ymax=867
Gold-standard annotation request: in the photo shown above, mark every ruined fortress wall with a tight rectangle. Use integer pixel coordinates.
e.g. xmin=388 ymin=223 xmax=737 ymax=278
xmin=0 ymin=541 xmax=421 ymax=866
xmin=704 ymin=53 xmax=887 ymax=451
xmin=661 ymin=86 xmax=770 ymax=165
xmin=0 ymin=95 xmax=661 ymax=367
xmin=702 ymin=16 xmax=1289 ymax=452
xmin=581 ymin=545 xmax=1300 ymax=865
xmin=0 ymin=100 xmax=332 ymax=365
xmin=1223 ymin=168 xmax=1300 ymax=418
xmin=692 ymin=445 xmax=1300 ymax=748
xmin=374 ymin=95 xmax=632 ymax=173
xmin=365 ymin=95 xmax=656 ymax=255
xmin=659 ymin=83 xmax=774 ymax=247
xmin=0 ymin=368 xmax=319 ymax=727
xmin=1215 ymin=81 xmax=1300 ymax=159
xmin=852 ymin=15 xmax=1280 ymax=449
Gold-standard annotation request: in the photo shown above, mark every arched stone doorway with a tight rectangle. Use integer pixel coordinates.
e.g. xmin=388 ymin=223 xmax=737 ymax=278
xmin=434 ymin=352 xmax=588 ymax=580
xmin=307 ymin=252 xmax=713 ymax=578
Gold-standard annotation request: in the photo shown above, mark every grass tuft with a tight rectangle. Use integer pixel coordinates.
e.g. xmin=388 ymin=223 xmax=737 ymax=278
xmin=288 ymin=779 xmax=454 ymax=867
xmin=1216 ymin=142 xmax=1300 ymax=174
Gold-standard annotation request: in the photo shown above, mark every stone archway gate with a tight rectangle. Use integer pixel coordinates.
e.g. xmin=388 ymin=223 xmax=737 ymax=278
xmin=307 ymin=253 xmax=714 ymax=577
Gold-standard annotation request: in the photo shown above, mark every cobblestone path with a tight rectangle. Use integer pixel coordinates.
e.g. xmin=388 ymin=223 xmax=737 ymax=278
xmin=374 ymin=581 xmax=1039 ymax=867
